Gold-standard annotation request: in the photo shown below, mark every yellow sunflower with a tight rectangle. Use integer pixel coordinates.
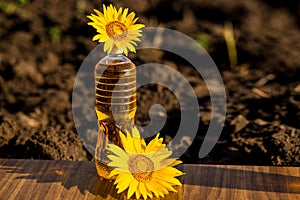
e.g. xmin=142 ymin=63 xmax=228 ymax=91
xmin=87 ymin=4 xmax=145 ymax=55
xmin=107 ymin=127 xmax=184 ymax=199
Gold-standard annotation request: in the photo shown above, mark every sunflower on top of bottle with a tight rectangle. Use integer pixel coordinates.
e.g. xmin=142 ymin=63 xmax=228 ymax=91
xmin=87 ymin=4 xmax=144 ymax=55
xmin=87 ymin=4 xmax=184 ymax=199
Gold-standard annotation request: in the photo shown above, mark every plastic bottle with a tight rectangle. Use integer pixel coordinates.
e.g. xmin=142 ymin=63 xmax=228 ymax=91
xmin=94 ymin=51 xmax=136 ymax=179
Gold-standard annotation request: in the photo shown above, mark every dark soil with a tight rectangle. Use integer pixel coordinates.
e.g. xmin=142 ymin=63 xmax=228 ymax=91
xmin=0 ymin=0 xmax=299 ymax=165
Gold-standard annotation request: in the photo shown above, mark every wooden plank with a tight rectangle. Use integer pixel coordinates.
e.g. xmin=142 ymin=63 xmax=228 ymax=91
xmin=182 ymin=164 xmax=300 ymax=200
xmin=0 ymin=159 xmax=299 ymax=199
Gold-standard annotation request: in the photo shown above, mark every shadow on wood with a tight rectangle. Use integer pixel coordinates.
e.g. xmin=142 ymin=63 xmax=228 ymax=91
xmin=0 ymin=159 xmax=181 ymax=199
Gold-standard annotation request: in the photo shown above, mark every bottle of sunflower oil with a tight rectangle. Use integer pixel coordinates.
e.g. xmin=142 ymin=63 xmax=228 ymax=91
xmin=94 ymin=51 xmax=136 ymax=179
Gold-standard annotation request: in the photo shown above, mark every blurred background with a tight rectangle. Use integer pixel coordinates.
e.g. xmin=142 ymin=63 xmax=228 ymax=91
xmin=0 ymin=0 xmax=299 ymax=165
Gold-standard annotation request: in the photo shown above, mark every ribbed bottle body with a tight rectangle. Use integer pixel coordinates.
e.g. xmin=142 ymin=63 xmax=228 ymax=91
xmin=94 ymin=54 xmax=136 ymax=179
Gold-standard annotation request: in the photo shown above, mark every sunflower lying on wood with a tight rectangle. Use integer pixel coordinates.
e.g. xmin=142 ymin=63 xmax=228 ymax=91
xmin=107 ymin=127 xmax=184 ymax=199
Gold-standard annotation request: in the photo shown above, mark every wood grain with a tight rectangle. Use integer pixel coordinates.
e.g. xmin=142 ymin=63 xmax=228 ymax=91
xmin=182 ymin=164 xmax=300 ymax=200
xmin=0 ymin=159 xmax=299 ymax=200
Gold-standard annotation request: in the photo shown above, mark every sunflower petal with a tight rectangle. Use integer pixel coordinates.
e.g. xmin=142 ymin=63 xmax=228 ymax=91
xmin=120 ymin=131 xmax=136 ymax=153
xmin=145 ymin=133 xmax=165 ymax=153
xmin=158 ymin=166 xmax=184 ymax=177
xmin=92 ymin=34 xmax=101 ymax=41
xmin=127 ymin=180 xmax=138 ymax=199
xmin=149 ymin=181 xmax=165 ymax=197
xmin=122 ymin=8 xmax=129 ymax=19
xmin=139 ymin=183 xmax=148 ymax=200
xmin=169 ymin=160 xmax=183 ymax=167
xmin=115 ymin=173 xmax=133 ymax=186
xmin=131 ymin=126 xmax=140 ymax=138
xmin=135 ymin=183 xmax=141 ymax=200
xmin=108 ymin=169 xmax=121 ymax=178
xmin=156 ymin=175 xmax=183 ymax=186
xmin=117 ymin=177 xmax=132 ymax=194
xmin=107 ymin=144 xmax=129 ymax=159
xmin=157 ymin=179 xmax=178 ymax=192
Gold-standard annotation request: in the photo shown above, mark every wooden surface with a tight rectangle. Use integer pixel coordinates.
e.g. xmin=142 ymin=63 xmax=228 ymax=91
xmin=0 ymin=159 xmax=300 ymax=200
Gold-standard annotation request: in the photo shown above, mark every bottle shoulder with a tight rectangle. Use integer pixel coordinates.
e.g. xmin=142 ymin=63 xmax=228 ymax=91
xmin=99 ymin=53 xmax=131 ymax=64
xmin=95 ymin=54 xmax=136 ymax=71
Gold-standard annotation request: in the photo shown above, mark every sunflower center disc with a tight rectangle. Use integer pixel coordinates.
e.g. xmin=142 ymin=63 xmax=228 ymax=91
xmin=128 ymin=154 xmax=154 ymax=182
xmin=106 ymin=21 xmax=127 ymax=41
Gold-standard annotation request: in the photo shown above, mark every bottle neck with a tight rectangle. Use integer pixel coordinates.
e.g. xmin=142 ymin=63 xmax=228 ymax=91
xmin=100 ymin=48 xmax=130 ymax=64
xmin=109 ymin=47 xmax=124 ymax=56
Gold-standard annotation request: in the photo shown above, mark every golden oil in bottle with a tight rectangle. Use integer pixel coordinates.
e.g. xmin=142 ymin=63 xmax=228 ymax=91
xmin=94 ymin=52 xmax=136 ymax=179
